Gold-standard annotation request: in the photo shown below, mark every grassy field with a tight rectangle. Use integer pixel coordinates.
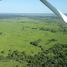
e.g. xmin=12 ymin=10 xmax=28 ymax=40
xmin=0 ymin=17 xmax=67 ymax=67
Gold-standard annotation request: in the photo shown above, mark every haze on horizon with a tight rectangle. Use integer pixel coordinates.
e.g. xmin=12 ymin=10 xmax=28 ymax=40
xmin=0 ymin=0 xmax=67 ymax=13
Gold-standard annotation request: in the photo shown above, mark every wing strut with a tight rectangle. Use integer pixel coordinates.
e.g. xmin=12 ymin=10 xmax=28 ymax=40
xmin=40 ymin=0 xmax=67 ymax=23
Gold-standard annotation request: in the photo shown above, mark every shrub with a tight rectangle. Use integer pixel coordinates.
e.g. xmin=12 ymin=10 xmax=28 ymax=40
xmin=30 ymin=39 xmax=41 ymax=46
xmin=0 ymin=32 xmax=3 ymax=35
xmin=1 ymin=50 xmax=4 ymax=54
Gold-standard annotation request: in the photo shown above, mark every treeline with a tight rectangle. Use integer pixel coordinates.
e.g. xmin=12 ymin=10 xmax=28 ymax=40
xmin=39 ymin=23 xmax=67 ymax=33
xmin=39 ymin=27 xmax=67 ymax=33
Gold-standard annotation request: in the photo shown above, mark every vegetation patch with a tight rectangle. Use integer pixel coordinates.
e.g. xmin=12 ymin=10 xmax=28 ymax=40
xmin=0 ymin=17 xmax=67 ymax=67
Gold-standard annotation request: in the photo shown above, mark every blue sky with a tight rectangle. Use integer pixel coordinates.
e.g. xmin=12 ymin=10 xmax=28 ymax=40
xmin=0 ymin=0 xmax=67 ymax=13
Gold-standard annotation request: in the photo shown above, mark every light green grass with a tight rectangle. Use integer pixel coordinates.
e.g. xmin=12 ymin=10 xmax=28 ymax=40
xmin=0 ymin=60 xmax=26 ymax=67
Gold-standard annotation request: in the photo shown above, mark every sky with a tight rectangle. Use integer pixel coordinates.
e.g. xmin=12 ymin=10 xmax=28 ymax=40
xmin=0 ymin=0 xmax=67 ymax=13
